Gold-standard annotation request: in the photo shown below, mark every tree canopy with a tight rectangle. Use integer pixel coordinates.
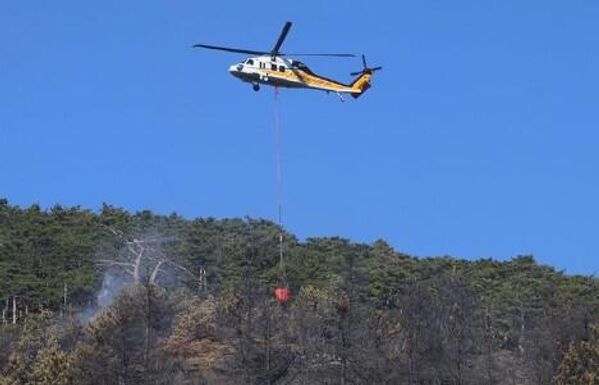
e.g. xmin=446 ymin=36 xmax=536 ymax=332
xmin=1 ymin=199 xmax=598 ymax=384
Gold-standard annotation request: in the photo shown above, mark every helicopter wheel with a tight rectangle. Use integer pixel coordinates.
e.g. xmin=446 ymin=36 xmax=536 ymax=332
xmin=252 ymin=83 xmax=260 ymax=92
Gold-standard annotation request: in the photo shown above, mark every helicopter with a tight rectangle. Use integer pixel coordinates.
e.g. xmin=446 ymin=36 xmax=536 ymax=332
xmin=193 ymin=22 xmax=381 ymax=101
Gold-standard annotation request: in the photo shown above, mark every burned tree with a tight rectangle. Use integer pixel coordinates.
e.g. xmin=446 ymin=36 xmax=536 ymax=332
xmin=97 ymin=226 xmax=192 ymax=287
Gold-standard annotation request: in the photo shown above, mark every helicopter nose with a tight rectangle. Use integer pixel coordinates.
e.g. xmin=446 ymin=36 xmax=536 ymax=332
xmin=229 ymin=64 xmax=244 ymax=73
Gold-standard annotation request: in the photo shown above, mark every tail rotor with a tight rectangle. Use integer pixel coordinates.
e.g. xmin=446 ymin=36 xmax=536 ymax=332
xmin=350 ymin=54 xmax=382 ymax=76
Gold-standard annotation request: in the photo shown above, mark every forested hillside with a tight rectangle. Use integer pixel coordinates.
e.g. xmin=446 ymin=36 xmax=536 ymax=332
xmin=1 ymin=199 xmax=598 ymax=384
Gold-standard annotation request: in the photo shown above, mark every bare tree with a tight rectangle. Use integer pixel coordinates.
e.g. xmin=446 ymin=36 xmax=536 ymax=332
xmin=97 ymin=226 xmax=192 ymax=287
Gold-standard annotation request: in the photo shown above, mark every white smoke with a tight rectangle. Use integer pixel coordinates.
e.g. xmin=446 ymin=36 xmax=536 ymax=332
xmin=97 ymin=271 xmax=129 ymax=308
xmin=74 ymin=229 xmax=191 ymax=324
xmin=76 ymin=271 xmax=131 ymax=324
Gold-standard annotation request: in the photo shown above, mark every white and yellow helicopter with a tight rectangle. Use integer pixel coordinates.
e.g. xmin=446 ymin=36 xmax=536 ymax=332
xmin=193 ymin=22 xmax=381 ymax=101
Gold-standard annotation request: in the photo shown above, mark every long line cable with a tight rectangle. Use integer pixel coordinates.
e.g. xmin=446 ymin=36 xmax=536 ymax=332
xmin=273 ymin=86 xmax=285 ymax=283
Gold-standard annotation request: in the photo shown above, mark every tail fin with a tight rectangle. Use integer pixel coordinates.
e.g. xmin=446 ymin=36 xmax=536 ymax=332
xmin=348 ymin=55 xmax=381 ymax=99
xmin=349 ymin=71 xmax=373 ymax=99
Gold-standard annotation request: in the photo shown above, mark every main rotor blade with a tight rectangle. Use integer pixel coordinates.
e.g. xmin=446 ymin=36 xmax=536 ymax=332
xmin=282 ymin=53 xmax=356 ymax=57
xmin=271 ymin=21 xmax=292 ymax=56
xmin=192 ymin=44 xmax=269 ymax=56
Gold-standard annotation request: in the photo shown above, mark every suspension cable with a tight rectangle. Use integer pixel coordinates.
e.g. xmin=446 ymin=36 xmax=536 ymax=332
xmin=273 ymin=86 xmax=285 ymax=283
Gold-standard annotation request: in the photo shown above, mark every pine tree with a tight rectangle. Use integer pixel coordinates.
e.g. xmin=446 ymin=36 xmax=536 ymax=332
xmin=29 ymin=334 xmax=71 ymax=385
xmin=555 ymin=324 xmax=599 ymax=384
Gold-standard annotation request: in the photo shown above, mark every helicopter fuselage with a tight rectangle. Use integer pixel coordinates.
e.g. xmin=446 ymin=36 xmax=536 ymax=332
xmin=228 ymin=56 xmax=362 ymax=94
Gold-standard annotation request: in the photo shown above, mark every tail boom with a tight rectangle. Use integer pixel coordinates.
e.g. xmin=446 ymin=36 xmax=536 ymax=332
xmin=349 ymin=71 xmax=373 ymax=99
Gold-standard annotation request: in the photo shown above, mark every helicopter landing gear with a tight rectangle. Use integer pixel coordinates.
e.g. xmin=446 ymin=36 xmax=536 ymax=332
xmin=252 ymin=83 xmax=260 ymax=92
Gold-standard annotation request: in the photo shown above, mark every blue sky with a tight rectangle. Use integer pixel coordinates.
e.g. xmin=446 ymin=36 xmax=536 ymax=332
xmin=1 ymin=1 xmax=598 ymax=274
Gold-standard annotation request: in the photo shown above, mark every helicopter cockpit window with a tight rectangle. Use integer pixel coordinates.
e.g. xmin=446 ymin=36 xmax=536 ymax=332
xmin=279 ymin=66 xmax=285 ymax=72
xmin=246 ymin=59 xmax=254 ymax=65
xmin=290 ymin=60 xmax=311 ymax=73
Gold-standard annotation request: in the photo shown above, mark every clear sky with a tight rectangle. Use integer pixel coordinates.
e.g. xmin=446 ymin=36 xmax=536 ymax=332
xmin=1 ymin=1 xmax=598 ymax=274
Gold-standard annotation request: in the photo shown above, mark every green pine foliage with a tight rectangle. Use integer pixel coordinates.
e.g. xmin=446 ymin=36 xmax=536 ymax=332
xmin=1 ymin=198 xmax=598 ymax=384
